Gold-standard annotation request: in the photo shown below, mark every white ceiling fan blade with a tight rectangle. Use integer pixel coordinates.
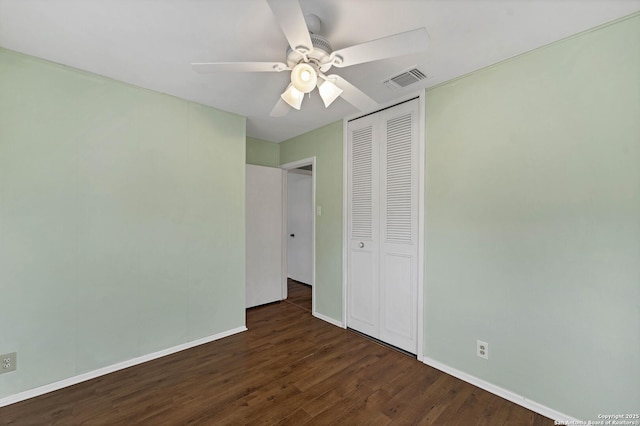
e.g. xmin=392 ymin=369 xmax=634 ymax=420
xmin=270 ymin=97 xmax=291 ymax=117
xmin=266 ymin=0 xmax=313 ymax=54
xmin=331 ymin=28 xmax=429 ymax=68
xmin=328 ymin=75 xmax=378 ymax=111
xmin=192 ymin=62 xmax=289 ymax=73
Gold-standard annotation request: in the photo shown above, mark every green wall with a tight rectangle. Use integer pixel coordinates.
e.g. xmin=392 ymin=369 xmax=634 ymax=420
xmin=280 ymin=121 xmax=343 ymax=321
xmin=0 ymin=49 xmax=246 ymax=399
xmin=424 ymin=14 xmax=639 ymax=420
xmin=246 ymin=136 xmax=279 ymax=167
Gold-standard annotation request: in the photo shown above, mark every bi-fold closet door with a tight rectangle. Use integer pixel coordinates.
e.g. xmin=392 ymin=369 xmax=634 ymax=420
xmin=346 ymin=99 xmax=419 ymax=354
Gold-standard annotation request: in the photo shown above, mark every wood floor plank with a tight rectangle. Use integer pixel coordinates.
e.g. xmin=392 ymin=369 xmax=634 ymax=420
xmin=0 ymin=281 xmax=553 ymax=425
xmin=285 ymin=279 xmax=312 ymax=312
xmin=413 ymin=377 xmax=469 ymax=424
xmin=273 ymin=407 xmax=312 ymax=426
xmin=334 ymin=388 xmax=393 ymax=425
xmin=384 ymin=371 xmax=451 ymax=422
xmin=449 ymin=387 xmax=500 ymax=426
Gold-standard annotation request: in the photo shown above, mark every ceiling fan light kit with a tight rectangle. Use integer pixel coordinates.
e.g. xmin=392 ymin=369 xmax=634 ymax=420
xmin=290 ymin=62 xmax=317 ymax=93
xmin=191 ymin=0 xmax=430 ymax=117
xmin=281 ymin=84 xmax=304 ymax=110
xmin=318 ymin=77 xmax=343 ymax=108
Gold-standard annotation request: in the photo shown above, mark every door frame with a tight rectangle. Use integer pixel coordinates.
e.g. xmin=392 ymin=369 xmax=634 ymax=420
xmin=281 ymin=157 xmax=317 ymax=315
xmin=342 ymin=92 xmax=426 ymax=359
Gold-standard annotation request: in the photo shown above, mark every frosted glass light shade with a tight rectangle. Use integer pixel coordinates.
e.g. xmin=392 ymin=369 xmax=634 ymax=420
xmin=281 ymin=84 xmax=304 ymax=110
xmin=290 ymin=63 xmax=317 ymax=93
xmin=318 ymin=79 xmax=343 ymax=108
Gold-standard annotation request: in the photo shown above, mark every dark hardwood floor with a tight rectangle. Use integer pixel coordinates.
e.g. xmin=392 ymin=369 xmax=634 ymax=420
xmin=285 ymin=278 xmax=312 ymax=312
xmin=0 ymin=281 xmax=552 ymax=425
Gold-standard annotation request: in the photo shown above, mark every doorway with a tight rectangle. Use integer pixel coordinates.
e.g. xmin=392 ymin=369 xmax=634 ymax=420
xmin=287 ymin=166 xmax=313 ymax=285
xmin=281 ymin=158 xmax=316 ymax=314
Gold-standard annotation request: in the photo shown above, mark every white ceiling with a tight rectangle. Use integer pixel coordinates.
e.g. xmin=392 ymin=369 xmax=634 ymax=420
xmin=1 ymin=0 xmax=638 ymax=142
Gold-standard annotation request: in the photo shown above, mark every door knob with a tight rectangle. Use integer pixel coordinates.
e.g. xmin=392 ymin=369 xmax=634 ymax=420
xmin=359 ymin=242 xmax=364 ymax=248
xmin=290 ymin=234 xmax=295 ymax=238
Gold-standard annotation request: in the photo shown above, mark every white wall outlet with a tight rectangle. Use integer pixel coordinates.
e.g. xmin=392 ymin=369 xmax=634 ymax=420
xmin=477 ymin=340 xmax=489 ymax=359
xmin=1 ymin=352 xmax=17 ymax=373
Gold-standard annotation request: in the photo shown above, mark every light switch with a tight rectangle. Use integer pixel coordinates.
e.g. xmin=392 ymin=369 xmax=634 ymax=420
xmin=316 ymin=205 xmax=322 ymax=216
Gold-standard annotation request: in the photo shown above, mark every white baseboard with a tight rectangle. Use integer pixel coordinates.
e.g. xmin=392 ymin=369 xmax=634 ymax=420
xmin=0 ymin=326 xmax=248 ymax=408
xmin=422 ymin=356 xmax=579 ymax=423
xmin=313 ymin=311 xmax=345 ymax=329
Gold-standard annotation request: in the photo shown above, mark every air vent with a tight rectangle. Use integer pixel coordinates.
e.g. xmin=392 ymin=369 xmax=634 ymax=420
xmin=383 ymin=68 xmax=427 ymax=89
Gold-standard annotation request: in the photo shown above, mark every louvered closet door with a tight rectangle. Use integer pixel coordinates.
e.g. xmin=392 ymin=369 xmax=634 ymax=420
xmin=347 ymin=114 xmax=379 ymax=337
xmin=346 ymin=98 xmax=419 ymax=354
xmin=379 ymin=101 xmax=419 ymax=353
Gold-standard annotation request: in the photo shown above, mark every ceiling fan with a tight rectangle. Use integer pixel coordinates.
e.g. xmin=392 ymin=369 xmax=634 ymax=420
xmin=192 ymin=0 xmax=429 ymax=117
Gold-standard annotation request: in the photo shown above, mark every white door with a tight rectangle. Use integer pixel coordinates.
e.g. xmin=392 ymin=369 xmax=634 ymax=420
xmin=378 ymin=101 xmax=419 ymax=352
xmin=287 ymin=170 xmax=313 ymax=285
xmin=347 ymin=114 xmax=379 ymax=338
xmin=347 ymin=99 xmax=419 ymax=354
xmin=245 ymin=164 xmax=284 ymax=308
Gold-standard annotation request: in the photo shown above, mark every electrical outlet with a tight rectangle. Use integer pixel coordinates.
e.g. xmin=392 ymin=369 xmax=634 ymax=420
xmin=477 ymin=341 xmax=489 ymax=360
xmin=1 ymin=352 xmax=17 ymax=374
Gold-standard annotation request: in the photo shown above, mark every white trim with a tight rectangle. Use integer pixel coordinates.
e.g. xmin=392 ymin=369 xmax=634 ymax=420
xmin=416 ymin=91 xmax=426 ymax=361
xmin=313 ymin=312 xmax=345 ymax=329
xmin=279 ymin=158 xmax=316 ymax=169
xmin=281 ymin=168 xmax=289 ymax=300
xmin=343 ymin=91 xmax=425 ymax=123
xmin=280 ymin=157 xmax=317 ymax=315
xmin=287 ymin=168 xmax=312 ymax=176
xmin=0 ymin=326 xmax=247 ymax=408
xmin=422 ymin=356 xmax=580 ymax=423
xmin=342 ymin=122 xmax=349 ymax=328
xmin=311 ymin=160 xmax=316 ymax=316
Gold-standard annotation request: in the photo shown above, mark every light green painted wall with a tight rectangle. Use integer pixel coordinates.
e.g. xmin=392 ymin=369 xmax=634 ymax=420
xmin=280 ymin=121 xmax=343 ymax=321
xmin=424 ymin=14 xmax=639 ymax=420
xmin=246 ymin=136 xmax=279 ymax=167
xmin=0 ymin=49 xmax=246 ymax=398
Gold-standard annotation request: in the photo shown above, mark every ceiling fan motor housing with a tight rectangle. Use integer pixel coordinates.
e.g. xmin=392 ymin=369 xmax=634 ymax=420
xmin=286 ymin=33 xmax=333 ymax=72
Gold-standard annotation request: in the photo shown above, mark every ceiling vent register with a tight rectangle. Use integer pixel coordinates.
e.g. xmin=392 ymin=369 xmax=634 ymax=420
xmin=383 ymin=68 xmax=427 ymax=89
